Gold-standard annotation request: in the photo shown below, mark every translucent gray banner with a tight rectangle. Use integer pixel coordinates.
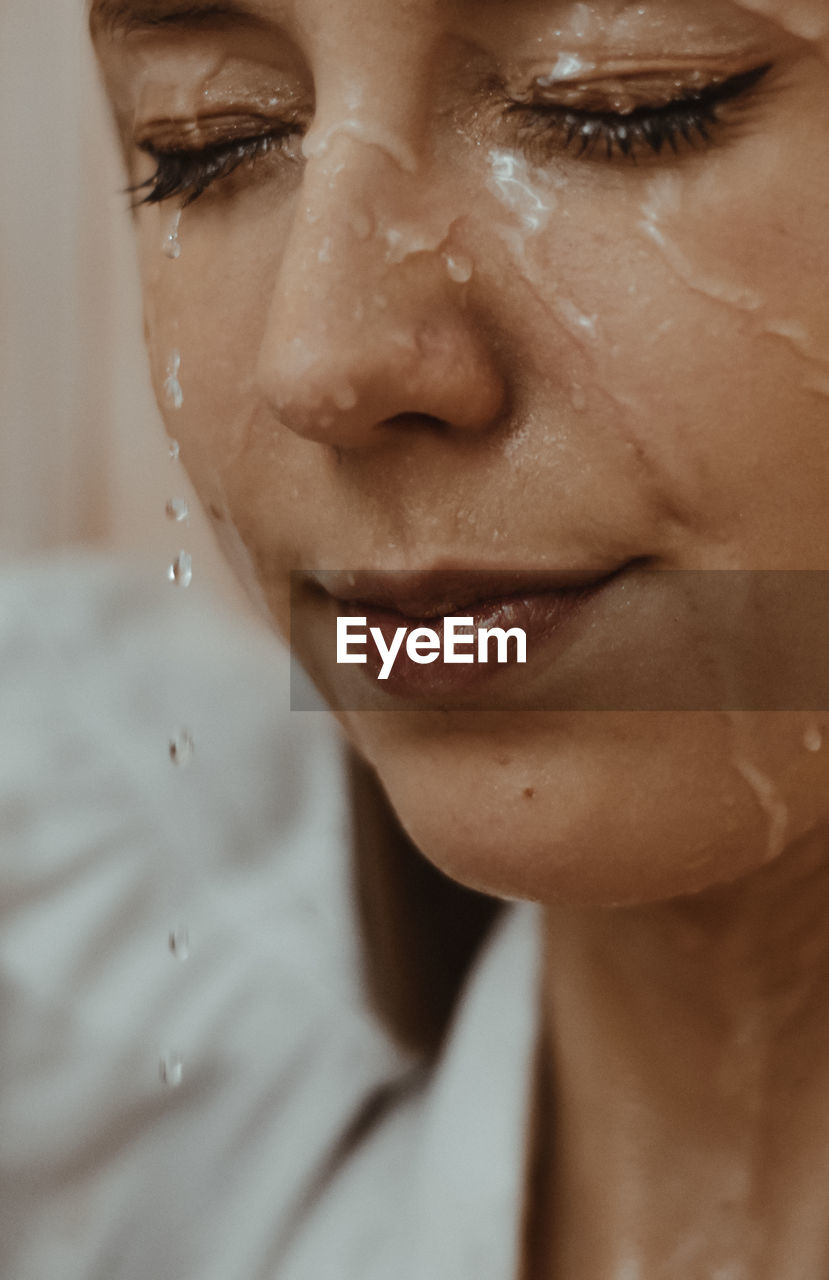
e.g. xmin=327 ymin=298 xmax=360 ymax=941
xmin=289 ymin=569 xmax=829 ymax=712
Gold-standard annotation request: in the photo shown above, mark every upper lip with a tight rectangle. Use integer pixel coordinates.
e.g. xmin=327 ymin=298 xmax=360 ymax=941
xmin=308 ymin=565 xmax=629 ymax=618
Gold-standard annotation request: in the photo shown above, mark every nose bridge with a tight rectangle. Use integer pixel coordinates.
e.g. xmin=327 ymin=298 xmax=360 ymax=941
xmin=255 ymin=133 xmax=506 ymax=446
xmin=292 ymin=130 xmax=435 ymax=325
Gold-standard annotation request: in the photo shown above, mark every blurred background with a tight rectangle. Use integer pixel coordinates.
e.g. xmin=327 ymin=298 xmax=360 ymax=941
xmin=0 ymin=0 xmax=244 ymax=606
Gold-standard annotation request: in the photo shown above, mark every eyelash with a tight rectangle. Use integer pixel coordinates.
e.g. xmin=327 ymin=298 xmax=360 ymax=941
xmin=131 ymin=62 xmax=772 ymax=208
xmin=130 ymin=130 xmax=299 ymax=206
xmin=513 ymin=63 xmax=772 ymax=163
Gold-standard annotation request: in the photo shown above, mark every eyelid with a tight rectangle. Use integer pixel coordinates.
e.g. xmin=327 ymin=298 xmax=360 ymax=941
xmin=515 ymin=60 xmax=773 ymax=115
xmin=129 ymin=124 xmax=302 ymax=206
xmin=504 ymin=62 xmax=773 ymax=165
xmin=134 ymin=106 xmax=308 ymax=151
xmin=512 ymin=63 xmax=773 ymax=123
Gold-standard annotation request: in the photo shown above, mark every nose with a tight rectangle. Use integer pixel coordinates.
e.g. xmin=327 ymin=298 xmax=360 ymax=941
xmin=254 ymin=139 xmax=507 ymax=449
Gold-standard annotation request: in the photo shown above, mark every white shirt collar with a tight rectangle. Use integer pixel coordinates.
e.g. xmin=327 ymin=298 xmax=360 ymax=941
xmin=407 ymin=903 xmax=544 ymax=1280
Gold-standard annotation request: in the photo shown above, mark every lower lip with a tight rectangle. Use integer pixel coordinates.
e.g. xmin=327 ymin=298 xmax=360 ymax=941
xmin=335 ymin=582 xmax=610 ymax=703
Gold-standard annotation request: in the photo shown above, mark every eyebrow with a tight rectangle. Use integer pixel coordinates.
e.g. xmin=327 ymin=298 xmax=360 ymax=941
xmin=89 ymin=0 xmax=267 ymax=37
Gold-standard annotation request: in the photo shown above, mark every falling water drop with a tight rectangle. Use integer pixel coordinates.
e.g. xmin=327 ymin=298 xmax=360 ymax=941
xmin=444 ymin=252 xmax=474 ymax=285
xmin=159 ymin=1051 xmax=184 ymax=1088
xmin=167 ymin=551 xmax=193 ymax=588
xmin=169 ymin=728 xmax=195 ymax=766
xmin=804 ymin=724 xmax=823 ymax=753
xmin=163 ymin=209 xmax=183 ymax=259
xmin=168 ymin=438 xmax=180 ymax=461
xmin=168 ymin=925 xmax=191 ymax=960
xmin=165 ymin=497 xmax=190 ymax=523
xmin=164 ymin=351 xmax=184 ymax=411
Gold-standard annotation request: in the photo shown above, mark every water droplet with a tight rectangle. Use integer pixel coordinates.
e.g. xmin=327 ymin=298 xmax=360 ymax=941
xmin=167 ymin=552 xmax=193 ymax=588
xmin=164 ymin=350 xmax=183 ymax=411
xmin=163 ymin=208 xmax=182 ymax=259
xmin=333 ymin=385 xmax=357 ymax=411
xmin=165 ymin=497 xmax=190 ymax=523
xmin=168 ymin=925 xmax=190 ymax=960
xmin=444 ymin=253 xmax=474 ymax=285
xmin=570 ymin=384 xmax=587 ymax=413
xmin=169 ymin=728 xmax=195 ymax=766
xmin=168 ymin=438 xmax=180 ymax=461
xmin=159 ymin=1051 xmax=184 ymax=1088
xmin=537 ymin=51 xmax=592 ymax=84
xmin=804 ymin=724 xmax=823 ymax=753
xmin=554 ymin=296 xmax=598 ymax=341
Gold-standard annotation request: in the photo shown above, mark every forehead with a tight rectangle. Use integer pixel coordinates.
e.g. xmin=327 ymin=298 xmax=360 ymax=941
xmin=88 ymin=0 xmax=829 ymax=40
xmin=89 ymin=0 xmax=271 ymax=33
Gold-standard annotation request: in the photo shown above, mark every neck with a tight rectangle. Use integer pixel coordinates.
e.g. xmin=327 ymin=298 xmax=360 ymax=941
xmin=531 ymin=828 xmax=829 ymax=1280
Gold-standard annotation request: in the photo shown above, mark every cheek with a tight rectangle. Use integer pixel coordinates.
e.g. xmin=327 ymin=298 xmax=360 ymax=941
xmin=137 ymin=193 xmax=288 ymax=495
xmin=352 ymin=710 xmax=829 ymax=905
xmin=493 ymin=126 xmax=829 ymax=559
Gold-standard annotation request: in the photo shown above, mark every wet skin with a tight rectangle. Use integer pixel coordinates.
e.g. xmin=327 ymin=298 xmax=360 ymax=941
xmin=92 ymin=2 xmax=829 ymax=1276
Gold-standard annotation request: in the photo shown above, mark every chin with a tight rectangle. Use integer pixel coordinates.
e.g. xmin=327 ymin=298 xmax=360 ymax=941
xmin=345 ymin=708 xmax=810 ymax=908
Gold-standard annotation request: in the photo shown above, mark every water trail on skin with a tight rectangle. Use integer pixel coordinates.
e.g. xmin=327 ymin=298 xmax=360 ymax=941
xmin=488 ymin=150 xmax=556 ymax=235
xmin=760 ymin=319 xmax=829 ymax=398
xmin=443 ymin=252 xmax=474 ymax=285
xmin=485 ymin=153 xmax=633 ymax=449
xmin=641 ymin=178 xmax=829 ymax=395
xmin=640 ymin=181 xmax=765 ymax=314
xmin=553 ymin=296 xmax=599 ymax=342
xmin=163 ymin=208 xmax=183 ymax=260
xmin=486 ymin=150 xmax=582 ymax=327
xmin=732 ymin=754 xmax=789 ymax=864
xmin=206 ymin=487 xmax=274 ymax=628
xmin=486 ymin=148 xmax=605 ymax=354
xmin=382 ymin=218 xmax=459 ymax=266
xmin=302 ymin=119 xmax=418 ymax=174
xmin=664 ymin=571 xmax=791 ymax=867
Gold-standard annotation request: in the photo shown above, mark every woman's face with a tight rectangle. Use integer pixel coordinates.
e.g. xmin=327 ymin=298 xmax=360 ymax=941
xmin=93 ymin=0 xmax=829 ymax=905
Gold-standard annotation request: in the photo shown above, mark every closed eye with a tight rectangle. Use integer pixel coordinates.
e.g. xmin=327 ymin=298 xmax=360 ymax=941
xmin=130 ymin=127 xmax=300 ymax=206
xmin=509 ymin=63 xmax=773 ymax=163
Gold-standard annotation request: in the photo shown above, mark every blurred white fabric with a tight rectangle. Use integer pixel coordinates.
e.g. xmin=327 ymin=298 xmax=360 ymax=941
xmin=0 ymin=553 xmax=542 ymax=1280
